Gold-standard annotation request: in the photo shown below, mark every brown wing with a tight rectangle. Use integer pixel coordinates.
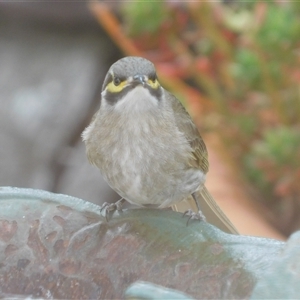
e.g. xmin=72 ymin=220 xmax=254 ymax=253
xmin=166 ymin=90 xmax=209 ymax=174
xmin=167 ymin=91 xmax=238 ymax=234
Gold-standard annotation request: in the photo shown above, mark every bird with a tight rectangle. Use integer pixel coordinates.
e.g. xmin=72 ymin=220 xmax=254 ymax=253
xmin=82 ymin=56 xmax=238 ymax=234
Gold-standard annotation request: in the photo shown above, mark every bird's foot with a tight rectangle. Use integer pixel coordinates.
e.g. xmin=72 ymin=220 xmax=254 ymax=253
xmin=100 ymin=198 xmax=125 ymax=222
xmin=183 ymin=209 xmax=206 ymax=226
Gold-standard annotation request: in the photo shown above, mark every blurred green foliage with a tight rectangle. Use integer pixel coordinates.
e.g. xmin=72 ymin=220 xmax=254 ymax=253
xmin=232 ymin=49 xmax=261 ymax=91
xmin=257 ymin=5 xmax=300 ymax=56
xmin=119 ymin=1 xmax=300 ymax=234
xmin=245 ymin=127 xmax=300 ymax=194
xmin=122 ymin=2 xmax=168 ymax=37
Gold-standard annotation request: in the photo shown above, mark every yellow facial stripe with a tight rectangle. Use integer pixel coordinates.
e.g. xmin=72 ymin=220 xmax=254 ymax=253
xmin=106 ymin=80 xmax=127 ymax=93
xmin=147 ymin=78 xmax=160 ymax=89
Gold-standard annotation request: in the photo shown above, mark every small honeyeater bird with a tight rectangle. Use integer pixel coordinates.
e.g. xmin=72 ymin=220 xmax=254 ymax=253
xmin=82 ymin=56 xmax=238 ymax=234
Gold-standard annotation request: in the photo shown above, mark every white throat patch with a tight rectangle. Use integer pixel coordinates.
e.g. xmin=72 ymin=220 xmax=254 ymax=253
xmin=113 ymin=86 xmax=159 ymax=113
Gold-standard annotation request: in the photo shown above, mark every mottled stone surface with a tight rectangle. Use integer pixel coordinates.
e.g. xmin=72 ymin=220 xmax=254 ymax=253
xmin=251 ymin=231 xmax=300 ymax=299
xmin=0 ymin=187 xmax=284 ymax=299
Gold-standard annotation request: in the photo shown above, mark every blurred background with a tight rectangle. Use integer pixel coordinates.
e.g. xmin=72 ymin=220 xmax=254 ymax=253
xmin=1 ymin=1 xmax=299 ymax=239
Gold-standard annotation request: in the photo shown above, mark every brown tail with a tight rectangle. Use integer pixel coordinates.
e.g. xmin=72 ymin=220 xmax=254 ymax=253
xmin=173 ymin=185 xmax=239 ymax=234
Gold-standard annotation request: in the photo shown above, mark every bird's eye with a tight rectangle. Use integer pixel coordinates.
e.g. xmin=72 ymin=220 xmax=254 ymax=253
xmin=147 ymin=74 xmax=159 ymax=89
xmin=113 ymin=77 xmax=121 ymax=86
xmin=149 ymin=76 xmax=157 ymax=83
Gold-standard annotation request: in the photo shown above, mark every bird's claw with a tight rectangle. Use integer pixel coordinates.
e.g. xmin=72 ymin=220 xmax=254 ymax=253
xmin=100 ymin=199 xmax=124 ymax=222
xmin=183 ymin=209 xmax=206 ymax=226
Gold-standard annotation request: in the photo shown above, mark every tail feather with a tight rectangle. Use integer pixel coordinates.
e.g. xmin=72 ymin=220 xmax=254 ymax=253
xmin=173 ymin=185 xmax=238 ymax=234
xmin=198 ymin=186 xmax=238 ymax=234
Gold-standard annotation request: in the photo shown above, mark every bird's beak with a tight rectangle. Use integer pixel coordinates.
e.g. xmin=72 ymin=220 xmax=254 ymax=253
xmin=133 ymin=74 xmax=146 ymax=85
